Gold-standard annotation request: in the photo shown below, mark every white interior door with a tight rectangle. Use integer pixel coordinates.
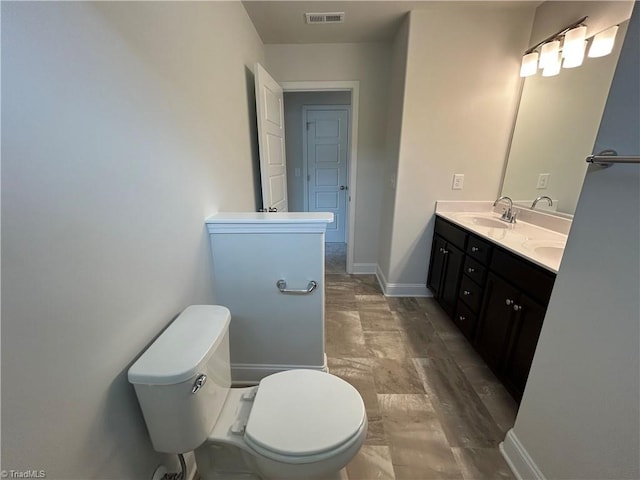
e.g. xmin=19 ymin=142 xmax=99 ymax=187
xmin=305 ymin=107 xmax=349 ymax=242
xmin=255 ymin=63 xmax=288 ymax=212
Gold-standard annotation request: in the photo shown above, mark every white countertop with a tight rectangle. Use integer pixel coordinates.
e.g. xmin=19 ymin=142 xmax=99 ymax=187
xmin=435 ymin=202 xmax=569 ymax=273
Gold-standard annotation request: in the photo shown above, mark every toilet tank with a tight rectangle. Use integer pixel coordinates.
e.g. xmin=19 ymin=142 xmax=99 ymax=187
xmin=128 ymin=305 xmax=232 ymax=453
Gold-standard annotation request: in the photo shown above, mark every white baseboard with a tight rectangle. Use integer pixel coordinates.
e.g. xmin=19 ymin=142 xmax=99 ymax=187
xmin=231 ymin=361 xmax=327 ymax=385
xmin=350 ymin=262 xmax=377 ymax=274
xmin=500 ymin=429 xmax=546 ymax=480
xmin=375 ymin=265 xmax=431 ymax=297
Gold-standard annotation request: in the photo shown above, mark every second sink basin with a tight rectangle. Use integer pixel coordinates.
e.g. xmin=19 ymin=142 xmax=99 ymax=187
xmin=533 ymin=245 xmax=564 ymax=263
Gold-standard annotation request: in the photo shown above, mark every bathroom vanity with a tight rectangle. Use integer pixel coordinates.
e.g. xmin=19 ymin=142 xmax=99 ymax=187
xmin=206 ymin=212 xmax=333 ymax=384
xmin=427 ymin=202 xmax=569 ymax=401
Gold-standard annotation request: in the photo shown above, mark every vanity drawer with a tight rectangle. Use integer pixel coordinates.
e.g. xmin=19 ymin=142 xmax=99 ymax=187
xmin=434 ymin=217 xmax=467 ymax=251
xmin=491 ymin=248 xmax=555 ymax=305
xmin=454 ymin=301 xmax=478 ymax=340
xmin=466 ymin=235 xmax=492 ymax=264
xmin=459 ymin=275 xmax=483 ymax=312
xmin=463 ymin=257 xmax=486 ymax=285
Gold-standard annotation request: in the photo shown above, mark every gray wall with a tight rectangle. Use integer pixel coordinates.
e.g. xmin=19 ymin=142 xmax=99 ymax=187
xmin=507 ymin=4 xmax=639 ymax=478
xmin=283 ymin=91 xmax=351 ymax=213
xmin=380 ymin=4 xmax=536 ymax=287
xmin=1 ymin=2 xmax=264 ymax=478
xmin=378 ymin=15 xmax=410 ymax=282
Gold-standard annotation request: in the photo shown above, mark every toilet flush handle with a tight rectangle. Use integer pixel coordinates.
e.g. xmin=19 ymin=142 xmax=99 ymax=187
xmin=191 ymin=374 xmax=207 ymax=394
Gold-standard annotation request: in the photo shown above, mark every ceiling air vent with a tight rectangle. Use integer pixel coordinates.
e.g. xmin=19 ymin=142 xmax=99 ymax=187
xmin=305 ymin=12 xmax=345 ymax=24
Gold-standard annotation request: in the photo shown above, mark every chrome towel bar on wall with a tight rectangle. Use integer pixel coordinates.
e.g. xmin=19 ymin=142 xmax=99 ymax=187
xmin=276 ymin=279 xmax=318 ymax=295
xmin=586 ymin=150 xmax=640 ymax=167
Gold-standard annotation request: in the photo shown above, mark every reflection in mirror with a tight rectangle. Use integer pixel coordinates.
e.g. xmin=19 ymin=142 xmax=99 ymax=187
xmin=501 ymin=19 xmax=630 ymax=216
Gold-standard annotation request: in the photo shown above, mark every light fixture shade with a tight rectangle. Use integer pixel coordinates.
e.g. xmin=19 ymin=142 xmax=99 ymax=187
xmin=563 ymin=40 xmax=586 ymax=68
xmin=588 ymin=25 xmax=619 ymax=58
xmin=539 ymin=40 xmax=560 ymax=69
xmin=542 ymin=52 xmax=561 ymax=76
xmin=562 ymin=25 xmax=587 ymax=59
xmin=520 ymin=51 xmax=539 ymax=77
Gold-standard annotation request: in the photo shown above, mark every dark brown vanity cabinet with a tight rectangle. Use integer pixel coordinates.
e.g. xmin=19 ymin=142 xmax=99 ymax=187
xmin=427 ymin=218 xmax=466 ymax=317
xmin=475 ymin=249 xmax=555 ymax=400
xmin=427 ymin=215 xmax=556 ymax=402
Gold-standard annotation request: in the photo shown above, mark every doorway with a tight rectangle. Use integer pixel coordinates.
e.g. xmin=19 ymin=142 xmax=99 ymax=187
xmin=280 ymin=80 xmax=360 ymax=273
xmin=281 ymin=82 xmax=359 ymax=274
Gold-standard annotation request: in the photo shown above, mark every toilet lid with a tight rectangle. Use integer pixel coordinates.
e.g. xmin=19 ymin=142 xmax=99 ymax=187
xmin=244 ymin=370 xmax=365 ymax=457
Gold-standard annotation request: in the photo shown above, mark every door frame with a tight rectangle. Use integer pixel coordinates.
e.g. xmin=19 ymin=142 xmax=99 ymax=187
xmin=281 ymin=81 xmax=359 ymax=274
xmin=302 ymin=105 xmax=351 ymax=214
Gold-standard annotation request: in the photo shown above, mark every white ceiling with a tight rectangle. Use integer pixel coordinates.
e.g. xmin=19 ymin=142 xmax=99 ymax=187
xmin=242 ymin=1 xmax=540 ymax=44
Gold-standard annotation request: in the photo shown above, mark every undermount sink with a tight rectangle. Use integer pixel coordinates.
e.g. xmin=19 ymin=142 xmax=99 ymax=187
xmin=522 ymin=240 xmax=566 ymax=264
xmin=458 ymin=215 xmax=511 ymax=229
xmin=533 ymin=245 xmax=564 ymax=263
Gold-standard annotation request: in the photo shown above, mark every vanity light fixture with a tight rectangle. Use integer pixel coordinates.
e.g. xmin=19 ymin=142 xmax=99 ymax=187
xmin=517 ymin=16 xmax=619 ymax=78
xmin=520 ymin=51 xmax=539 ymax=77
xmin=542 ymin=52 xmax=561 ymax=77
xmin=562 ymin=25 xmax=587 ymax=68
xmin=588 ymin=25 xmax=619 ymax=58
xmin=539 ymin=40 xmax=560 ymax=69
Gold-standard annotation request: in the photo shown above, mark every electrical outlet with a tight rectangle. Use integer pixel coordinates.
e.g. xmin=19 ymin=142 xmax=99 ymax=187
xmin=537 ymin=173 xmax=550 ymax=189
xmin=452 ymin=174 xmax=464 ymax=190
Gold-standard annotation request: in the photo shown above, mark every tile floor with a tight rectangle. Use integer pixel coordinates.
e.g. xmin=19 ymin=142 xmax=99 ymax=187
xmin=325 ymin=274 xmax=518 ymax=480
xmin=326 ymin=243 xmax=347 ymax=274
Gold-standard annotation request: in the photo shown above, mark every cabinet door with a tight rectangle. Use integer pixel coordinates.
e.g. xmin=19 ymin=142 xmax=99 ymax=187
xmin=503 ymin=294 xmax=546 ymax=400
xmin=427 ymin=235 xmax=447 ymax=296
xmin=440 ymin=243 xmax=464 ymax=316
xmin=475 ymin=273 xmax=519 ymax=371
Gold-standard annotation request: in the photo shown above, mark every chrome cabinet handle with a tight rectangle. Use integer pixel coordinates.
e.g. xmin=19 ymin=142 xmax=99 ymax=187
xmin=192 ymin=374 xmax=207 ymax=394
xmin=513 ymin=304 xmax=522 ymax=312
xmin=463 ymin=290 xmax=471 ymax=296
xmin=276 ymin=279 xmax=318 ymax=295
xmin=340 ymin=185 xmax=348 ymax=190
xmin=468 ymin=267 xmax=475 ymax=273
xmin=268 ymin=207 xmax=278 ymax=212
xmin=505 ymin=299 xmax=513 ymax=306
xmin=459 ymin=315 xmax=466 ymax=322
xmin=471 ymin=246 xmax=479 ymax=252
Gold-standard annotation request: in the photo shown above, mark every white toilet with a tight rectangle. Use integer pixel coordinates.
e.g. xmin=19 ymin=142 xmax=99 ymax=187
xmin=128 ymin=305 xmax=367 ymax=480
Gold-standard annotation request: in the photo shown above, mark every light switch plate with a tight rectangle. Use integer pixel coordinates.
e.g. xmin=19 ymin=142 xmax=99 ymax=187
xmin=452 ymin=174 xmax=464 ymax=190
xmin=537 ymin=173 xmax=550 ymax=189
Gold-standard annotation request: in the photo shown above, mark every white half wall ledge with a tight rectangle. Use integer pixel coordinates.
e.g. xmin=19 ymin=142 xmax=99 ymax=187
xmin=500 ymin=429 xmax=547 ymax=480
xmin=206 ymin=212 xmax=334 ymax=234
xmin=376 ymin=265 xmax=432 ymax=298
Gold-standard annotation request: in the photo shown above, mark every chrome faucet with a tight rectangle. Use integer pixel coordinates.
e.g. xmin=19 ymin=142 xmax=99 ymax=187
xmin=531 ymin=195 xmax=553 ymax=210
xmin=493 ymin=196 xmax=517 ymax=224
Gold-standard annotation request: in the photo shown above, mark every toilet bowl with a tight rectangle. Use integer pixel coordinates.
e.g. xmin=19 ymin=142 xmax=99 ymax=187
xmin=128 ymin=305 xmax=367 ymax=480
xmin=196 ymin=370 xmax=367 ymax=480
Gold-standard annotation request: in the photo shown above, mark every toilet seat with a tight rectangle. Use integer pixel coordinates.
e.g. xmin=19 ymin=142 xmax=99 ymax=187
xmin=244 ymin=370 xmax=366 ymax=462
